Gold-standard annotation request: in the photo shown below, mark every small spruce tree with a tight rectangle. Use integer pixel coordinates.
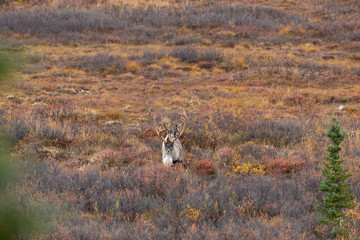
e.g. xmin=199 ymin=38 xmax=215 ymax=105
xmin=316 ymin=118 xmax=356 ymax=237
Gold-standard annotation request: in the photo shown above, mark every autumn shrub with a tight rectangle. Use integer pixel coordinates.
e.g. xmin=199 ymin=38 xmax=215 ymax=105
xmin=25 ymin=157 xmax=329 ymax=239
xmin=0 ymin=117 xmax=33 ymax=143
xmin=187 ymin=114 xmax=305 ymax=150
xmin=36 ymin=122 xmax=70 ymax=147
xmin=172 ymin=35 xmax=201 ymax=45
xmin=1 ymin=115 xmax=72 ymax=148
xmin=0 ymin=8 xmax=117 ymax=38
xmin=124 ymin=25 xmax=160 ymax=44
xmin=236 ymin=142 xmax=278 ymax=160
xmin=100 ymin=147 xmax=148 ymax=169
xmin=169 ymin=47 xmax=224 ymax=63
xmin=65 ymin=54 xmax=125 ymax=72
xmin=35 ymin=161 xmax=80 ymax=194
xmin=309 ymin=22 xmax=360 ymax=41
xmin=283 ymin=94 xmax=304 ymax=106
xmin=190 ymin=146 xmax=213 ymax=159
xmin=183 ymin=115 xmax=217 ymax=149
xmin=212 ymin=110 xmax=242 ymax=136
xmin=233 ymin=176 xmax=281 ymax=215
xmin=116 ymin=4 xmax=305 ymax=30
xmin=0 ymin=4 xmax=307 ymax=44
xmin=233 ymin=162 xmax=266 ymax=175
xmin=235 ymin=118 xmax=306 ymax=147
xmin=130 ymin=165 xmax=179 ymax=199
xmin=30 ymin=105 xmax=75 ymax=122
xmin=216 ymin=147 xmax=237 ymax=168
xmin=224 ymin=57 xmax=248 ymax=71
xmin=279 ymin=175 xmax=318 ymax=219
xmin=141 ymin=49 xmax=167 ymax=66
xmin=194 ymin=158 xmax=217 ymax=177
xmin=1 ymin=3 xmax=358 ymax=45
xmin=126 ymin=61 xmax=140 ymax=73
xmin=267 ymin=157 xmax=306 ymax=175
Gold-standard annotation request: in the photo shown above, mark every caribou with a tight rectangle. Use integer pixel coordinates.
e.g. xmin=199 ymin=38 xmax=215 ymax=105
xmin=154 ymin=108 xmax=187 ymax=166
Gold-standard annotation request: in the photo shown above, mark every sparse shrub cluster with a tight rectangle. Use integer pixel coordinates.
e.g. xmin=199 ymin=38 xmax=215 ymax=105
xmin=140 ymin=49 xmax=167 ymax=65
xmin=0 ymin=4 xmax=308 ymax=44
xmin=193 ymin=158 xmax=217 ymax=177
xmin=267 ymin=157 xmax=306 ymax=175
xmin=235 ymin=118 xmax=306 ymax=147
xmin=170 ymin=47 xmax=224 ymax=63
xmin=183 ymin=111 xmax=306 ymax=152
xmin=65 ymin=54 xmax=125 ymax=72
xmin=118 ymin=4 xmax=305 ymax=30
xmin=233 ymin=161 xmax=266 ymax=175
xmin=0 ymin=1 xmax=358 ymax=45
xmin=27 ymin=161 xmax=327 ymax=239
xmin=0 ymin=8 xmax=117 ymax=42
xmin=171 ymin=35 xmax=201 ymax=46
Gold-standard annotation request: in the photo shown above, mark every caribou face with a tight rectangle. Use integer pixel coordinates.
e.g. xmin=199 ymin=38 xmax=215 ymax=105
xmin=164 ymin=138 xmax=174 ymax=154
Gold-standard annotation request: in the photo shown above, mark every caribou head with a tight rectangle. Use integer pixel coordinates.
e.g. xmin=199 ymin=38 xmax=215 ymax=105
xmin=154 ymin=108 xmax=187 ymax=166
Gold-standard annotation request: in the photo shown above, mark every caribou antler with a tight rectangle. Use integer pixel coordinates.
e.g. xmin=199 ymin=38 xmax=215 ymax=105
xmin=171 ymin=107 xmax=187 ymax=142
xmin=153 ymin=114 xmax=166 ymax=141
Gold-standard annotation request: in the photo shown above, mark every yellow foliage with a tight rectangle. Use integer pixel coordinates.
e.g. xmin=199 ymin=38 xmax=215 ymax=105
xmin=255 ymin=54 xmax=274 ymax=63
xmin=234 ymin=45 xmax=244 ymax=51
xmin=148 ymin=64 xmax=162 ymax=70
xmin=299 ymin=27 xmax=306 ymax=35
xmin=171 ymin=97 xmax=188 ymax=105
xmin=223 ymin=30 xmax=235 ymax=35
xmin=306 ymin=48 xmax=318 ymax=53
xmin=234 ymin=162 xmax=252 ymax=174
xmin=233 ymin=87 xmax=244 ymax=93
xmin=201 ymin=39 xmax=212 ymax=46
xmin=95 ymin=202 xmax=98 ymax=214
xmin=106 ymin=109 xmax=125 ymax=120
xmin=186 ymin=204 xmax=201 ymax=221
xmin=251 ymin=164 xmax=266 ymax=175
xmin=212 ymin=68 xmax=224 ymax=74
xmin=168 ymin=56 xmax=180 ymax=62
xmin=274 ymin=102 xmax=285 ymax=110
xmin=143 ymin=210 xmax=152 ymax=221
xmin=280 ymin=26 xmax=306 ymax=36
xmin=346 ymin=200 xmax=360 ymax=220
xmin=233 ymin=162 xmax=265 ymax=175
xmin=157 ymin=57 xmax=169 ymax=64
xmin=228 ymin=57 xmax=248 ymax=70
xmin=280 ymin=26 xmax=291 ymax=35
xmin=354 ymin=86 xmax=360 ymax=92
xmin=126 ymin=61 xmax=140 ymax=73
xmin=190 ymin=65 xmax=201 ymax=71
xmin=158 ymin=57 xmax=181 ymax=65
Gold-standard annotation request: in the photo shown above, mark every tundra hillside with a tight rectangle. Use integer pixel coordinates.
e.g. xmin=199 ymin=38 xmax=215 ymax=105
xmin=0 ymin=0 xmax=359 ymax=239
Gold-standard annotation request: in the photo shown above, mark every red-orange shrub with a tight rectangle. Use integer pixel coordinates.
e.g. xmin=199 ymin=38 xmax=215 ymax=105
xmin=194 ymin=158 xmax=217 ymax=177
xmin=267 ymin=157 xmax=306 ymax=175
